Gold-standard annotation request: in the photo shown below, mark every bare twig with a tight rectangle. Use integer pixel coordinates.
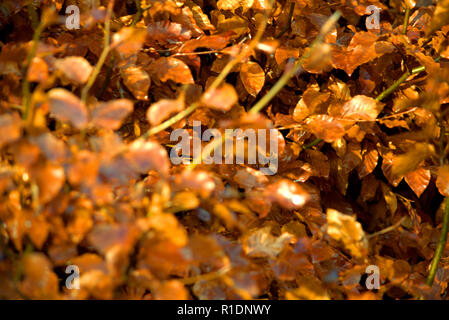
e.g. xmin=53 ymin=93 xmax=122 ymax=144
xmin=81 ymin=1 xmax=114 ymax=104
xmin=427 ymin=198 xmax=449 ymax=286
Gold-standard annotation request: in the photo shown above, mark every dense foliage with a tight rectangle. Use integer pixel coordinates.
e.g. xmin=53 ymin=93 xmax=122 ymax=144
xmin=0 ymin=0 xmax=449 ymax=300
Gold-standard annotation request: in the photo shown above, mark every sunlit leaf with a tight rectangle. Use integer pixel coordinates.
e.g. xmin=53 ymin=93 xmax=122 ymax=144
xmin=326 ymin=208 xmax=368 ymax=259
xmin=47 ymin=88 xmax=88 ymax=129
xmin=91 ymin=99 xmax=134 ymax=130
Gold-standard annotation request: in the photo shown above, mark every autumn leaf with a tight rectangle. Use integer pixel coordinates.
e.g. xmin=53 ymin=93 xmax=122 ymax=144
xmin=305 ymin=115 xmax=346 ymax=143
xmin=341 ymin=95 xmax=383 ymax=121
xmin=390 ymin=143 xmax=433 ymax=178
xmin=47 ymin=88 xmax=88 ymax=129
xmin=91 ymin=99 xmax=134 ymax=130
xmin=326 ymin=208 xmax=368 ymax=259
xmin=112 ymin=27 xmax=147 ymax=55
xmin=404 ymin=167 xmax=431 ymax=197
xmin=239 ymin=61 xmax=265 ymax=97
xmin=55 ymin=56 xmax=93 ymax=84
xmin=147 ymin=95 xmax=185 ymax=126
xmin=265 ymin=180 xmax=308 ymax=210
xmin=427 ymin=0 xmax=449 ymax=36
xmin=436 ymin=165 xmax=449 ymax=196
xmin=201 ymin=84 xmax=237 ymax=111
xmin=150 ymin=57 xmax=194 ymax=84
xmin=127 ymin=139 xmax=170 ymax=175
xmin=121 ymin=66 xmax=151 ymax=101
xmin=27 ymin=57 xmax=48 ymax=83
xmin=0 ymin=112 xmax=21 ymax=149
xmin=243 ymin=226 xmax=292 ymax=258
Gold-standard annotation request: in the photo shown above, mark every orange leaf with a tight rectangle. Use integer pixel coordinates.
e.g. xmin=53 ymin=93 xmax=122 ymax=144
xmin=404 ymin=167 xmax=431 ymax=197
xmin=150 ymin=57 xmax=194 ymax=84
xmin=121 ymin=66 xmax=151 ymax=101
xmin=305 ymin=115 xmax=346 ymax=143
xmin=342 ymin=95 xmax=383 ymax=121
xmin=55 ymin=56 xmax=93 ymax=84
xmin=201 ymin=84 xmax=237 ymax=111
xmin=48 ymin=88 xmax=88 ymax=129
xmin=436 ymin=165 xmax=449 ymax=196
xmin=240 ymin=61 xmax=265 ymax=97
xmin=91 ymin=99 xmax=134 ymax=130
xmin=147 ymin=95 xmax=185 ymax=126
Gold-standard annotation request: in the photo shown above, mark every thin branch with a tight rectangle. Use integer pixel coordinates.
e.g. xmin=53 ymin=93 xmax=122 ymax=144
xmin=22 ymin=21 xmax=46 ymax=120
xmin=275 ymin=2 xmax=295 ymax=38
xmin=249 ymin=11 xmax=341 ymax=115
xmin=300 ymin=65 xmax=426 ymax=149
xmin=375 ymin=65 xmax=425 ymax=102
xmin=138 ymin=8 xmax=270 ymax=139
xmin=367 ymin=217 xmax=405 ymax=239
xmin=427 ymin=198 xmax=449 ymax=286
xmin=403 ymin=6 xmax=411 ymax=35
xmin=187 ymin=12 xmax=341 ymax=168
xmin=130 ymin=0 xmax=142 ymax=27
xmin=81 ymin=1 xmax=113 ymax=104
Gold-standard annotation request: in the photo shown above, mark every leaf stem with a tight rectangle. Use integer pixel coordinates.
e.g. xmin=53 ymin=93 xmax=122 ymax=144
xmin=427 ymin=198 xmax=449 ymax=286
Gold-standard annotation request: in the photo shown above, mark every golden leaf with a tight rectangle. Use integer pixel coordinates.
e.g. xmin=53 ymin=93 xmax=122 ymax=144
xmin=326 ymin=208 xmax=368 ymax=259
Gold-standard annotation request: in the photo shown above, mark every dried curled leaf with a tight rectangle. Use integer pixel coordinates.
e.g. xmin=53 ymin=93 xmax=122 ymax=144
xmin=243 ymin=226 xmax=292 ymax=258
xmin=326 ymin=209 xmax=368 ymax=259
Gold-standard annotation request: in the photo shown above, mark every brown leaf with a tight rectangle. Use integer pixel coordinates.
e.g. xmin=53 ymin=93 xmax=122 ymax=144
xmin=239 ymin=61 xmax=265 ymax=97
xmin=27 ymin=57 xmax=48 ymax=83
xmin=436 ymin=165 xmax=449 ymax=196
xmin=243 ymin=226 xmax=292 ymax=258
xmin=150 ymin=57 xmax=194 ymax=84
xmin=0 ymin=112 xmax=21 ymax=149
xmin=305 ymin=115 xmax=346 ymax=143
xmin=127 ymin=139 xmax=170 ymax=175
xmin=31 ymin=162 xmax=65 ymax=204
xmin=146 ymin=21 xmax=192 ymax=45
xmin=404 ymin=167 xmax=431 ymax=197
xmin=147 ymin=95 xmax=185 ymax=126
xmin=342 ymin=95 xmax=383 ymax=121
xmin=391 ymin=143 xmax=433 ymax=177
xmin=121 ymin=66 xmax=151 ymax=101
xmin=326 ymin=208 xmax=368 ymax=259
xmin=91 ymin=99 xmax=134 ymax=130
xmin=427 ymin=0 xmax=449 ymax=35
xmin=112 ymin=27 xmax=147 ymax=55
xmin=265 ymin=179 xmax=308 ymax=210
xmin=201 ymin=84 xmax=237 ymax=111
xmin=357 ymin=143 xmax=379 ymax=178
xmin=47 ymin=88 xmax=88 ymax=129
xmin=55 ymin=56 xmax=93 ymax=84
